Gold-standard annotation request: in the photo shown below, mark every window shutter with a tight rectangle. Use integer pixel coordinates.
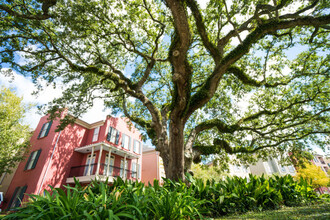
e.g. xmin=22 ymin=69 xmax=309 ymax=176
xmin=121 ymin=134 xmax=125 ymax=148
xmin=115 ymin=131 xmax=120 ymax=145
xmin=128 ymin=137 xmax=131 ymax=151
xmin=37 ymin=123 xmax=46 ymax=139
xmin=31 ymin=149 xmax=42 ymax=169
xmin=24 ymin=153 xmax=33 ymax=171
xmin=7 ymin=187 xmax=19 ymax=210
xmin=139 ymin=142 xmax=142 ymax=154
xmin=16 ymin=186 xmax=27 ymax=208
xmin=107 ymin=127 xmax=112 ymax=142
xmin=44 ymin=121 xmax=53 ymax=137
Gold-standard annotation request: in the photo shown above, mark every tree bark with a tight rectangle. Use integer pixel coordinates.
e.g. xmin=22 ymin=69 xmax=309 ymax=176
xmin=166 ymin=119 xmax=185 ymax=181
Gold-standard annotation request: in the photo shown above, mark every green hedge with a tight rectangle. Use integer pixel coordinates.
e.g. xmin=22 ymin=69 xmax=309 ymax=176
xmin=3 ymin=174 xmax=318 ymax=219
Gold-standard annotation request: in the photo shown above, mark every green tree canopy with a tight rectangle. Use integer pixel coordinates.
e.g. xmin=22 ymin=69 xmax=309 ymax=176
xmin=0 ymin=0 xmax=329 ymax=180
xmin=0 ymin=87 xmax=31 ymax=174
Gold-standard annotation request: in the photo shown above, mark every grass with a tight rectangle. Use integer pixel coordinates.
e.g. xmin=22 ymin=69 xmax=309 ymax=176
xmin=217 ymin=202 xmax=330 ymax=220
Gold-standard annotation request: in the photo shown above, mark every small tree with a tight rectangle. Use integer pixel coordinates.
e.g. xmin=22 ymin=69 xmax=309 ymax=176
xmin=0 ymin=87 xmax=31 ymax=174
xmin=295 ymin=163 xmax=329 ymax=189
xmin=191 ymin=163 xmax=226 ymax=182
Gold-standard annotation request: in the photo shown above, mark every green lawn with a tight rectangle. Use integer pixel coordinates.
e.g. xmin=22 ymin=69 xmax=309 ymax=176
xmin=217 ymin=202 xmax=330 ymax=220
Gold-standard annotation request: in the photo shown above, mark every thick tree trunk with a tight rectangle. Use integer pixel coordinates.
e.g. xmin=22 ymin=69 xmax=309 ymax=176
xmin=166 ymin=119 xmax=185 ymax=181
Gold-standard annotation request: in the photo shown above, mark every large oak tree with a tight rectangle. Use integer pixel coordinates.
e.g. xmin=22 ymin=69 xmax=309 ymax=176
xmin=1 ymin=0 xmax=329 ymax=180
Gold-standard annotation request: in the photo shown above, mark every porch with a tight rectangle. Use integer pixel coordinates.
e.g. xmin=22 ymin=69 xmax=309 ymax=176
xmin=66 ymin=142 xmax=140 ymax=184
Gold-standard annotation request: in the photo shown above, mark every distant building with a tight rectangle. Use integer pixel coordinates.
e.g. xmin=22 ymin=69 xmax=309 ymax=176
xmin=141 ymin=146 xmax=166 ymax=185
xmin=249 ymin=158 xmax=296 ymax=176
xmin=0 ymin=167 xmax=18 ymax=196
xmin=227 ymin=164 xmax=251 ymax=179
xmin=312 ymin=154 xmax=329 ymax=175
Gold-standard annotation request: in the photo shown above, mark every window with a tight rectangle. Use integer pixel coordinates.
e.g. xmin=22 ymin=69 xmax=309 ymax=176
xmin=263 ymin=162 xmax=272 ymax=174
xmin=8 ymin=186 xmax=27 ymax=209
xmin=84 ymin=154 xmax=95 ymax=176
xmin=137 ymin=163 xmax=141 ymax=179
xmin=120 ymin=159 xmax=128 ymax=178
xmin=132 ymin=162 xmax=137 ymax=178
xmin=288 ymin=166 xmax=295 ymax=173
xmin=280 ymin=165 xmax=286 ymax=172
xmin=92 ymin=127 xmax=100 ymax=142
xmin=104 ymin=155 xmax=114 ymax=176
xmin=24 ymin=150 xmax=41 ymax=170
xmin=121 ymin=134 xmax=131 ymax=150
xmin=133 ymin=140 xmax=141 ymax=154
xmin=107 ymin=127 xmax=120 ymax=144
xmin=37 ymin=121 xmax=52 ymax=139
xmin=313 ymin=157 xmax=319 ymax=163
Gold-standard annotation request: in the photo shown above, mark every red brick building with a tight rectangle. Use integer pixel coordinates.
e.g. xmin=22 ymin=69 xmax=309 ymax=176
xmin=3 ymin=111 xmax=142 ymax=210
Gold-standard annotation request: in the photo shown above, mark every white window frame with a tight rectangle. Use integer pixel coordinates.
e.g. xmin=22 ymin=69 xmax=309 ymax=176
xmin=138 ymin=163 xmax=141 ymax=179
xmin=120 ymin=159 xmax=128 ymax=178
xmin=134 ymin=140 xmax=140 ymax=153
xmin=84 ymin=154 xmax=96 ymax=176
xmin=109 ymin=127 xmax=117 ymax=143
xmin=104 ymin=155 xmax=114 ymax=176
xmin=132 ymin=162 xmax=137 ymax=178
xmin=122 ymin=134 xmax=130 ymax=150
xmin=92 ymin=127 xmax=100 ymax=142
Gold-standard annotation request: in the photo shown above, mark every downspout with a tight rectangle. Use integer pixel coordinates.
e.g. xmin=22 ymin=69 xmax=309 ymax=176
xmin=37 ymin=130 xmax=62 ymax=195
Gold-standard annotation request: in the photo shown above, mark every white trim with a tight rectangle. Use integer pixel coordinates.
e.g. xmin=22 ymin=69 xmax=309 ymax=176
xmin=87 ymin=146 xmax=95 ymax=176
xmin=96 ymin=145 xmax=103 ymax=175
xmin=123 ymin=154 xmax=127 ymax=179
xmin=106 ymin=149 xmax=112 ymax=176
xmin=75 ymin=142 xmax=139 ymax=159
xmin=92 ymin=127 xmax=100 ymax=142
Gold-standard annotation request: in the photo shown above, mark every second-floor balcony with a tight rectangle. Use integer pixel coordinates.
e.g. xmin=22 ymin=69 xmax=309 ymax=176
xmin=67 ymin=163 xmax=137 ymax=184
xmin=67 ymin=142 xmax=141 ymax=184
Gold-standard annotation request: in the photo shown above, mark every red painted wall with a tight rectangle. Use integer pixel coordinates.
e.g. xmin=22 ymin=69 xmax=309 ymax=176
xmin=142 ymin=150 xmax=159 ymax=185
xmin=4 ymin=114 xmax=142 ymax=210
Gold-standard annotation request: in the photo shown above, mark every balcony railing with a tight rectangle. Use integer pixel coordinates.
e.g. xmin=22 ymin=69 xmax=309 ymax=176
xmin=69 ymin=163 xmax=137 ymax=179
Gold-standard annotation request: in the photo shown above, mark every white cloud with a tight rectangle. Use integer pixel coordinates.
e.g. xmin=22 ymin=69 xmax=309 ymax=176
xmin=0 ymin=68 xmax=109 ymax=129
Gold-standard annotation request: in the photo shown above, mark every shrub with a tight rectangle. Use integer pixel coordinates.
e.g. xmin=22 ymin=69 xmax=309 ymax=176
xmin=3 ymin=174 xmax=318 ymax=219
xmin=3 ymin=178 xmax=205 ymax=220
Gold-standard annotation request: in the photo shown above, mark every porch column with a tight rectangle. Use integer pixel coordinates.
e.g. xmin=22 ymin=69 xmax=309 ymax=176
xmin=123 ymin=154 xmax=127 ymax=180
xmin=96 ymin=145 xmax=103 ymax=175
xmin=137 ymin=159 xmax=140 ymax=180
xmin=87 ymin=146 xmax=95 ymax=176
xmin=107 ymin=148 xmax=112 ymax=176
